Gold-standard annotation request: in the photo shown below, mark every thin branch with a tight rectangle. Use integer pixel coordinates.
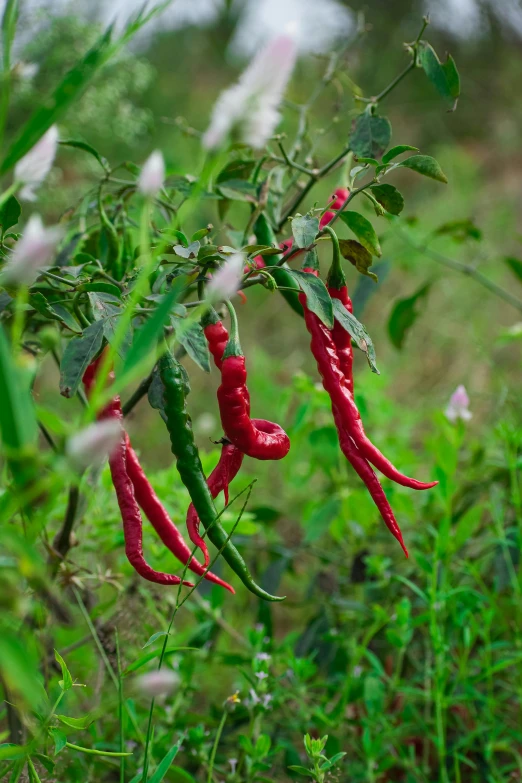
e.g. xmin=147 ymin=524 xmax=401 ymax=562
xmin=52 ymin=483 xmax=81 ymax=563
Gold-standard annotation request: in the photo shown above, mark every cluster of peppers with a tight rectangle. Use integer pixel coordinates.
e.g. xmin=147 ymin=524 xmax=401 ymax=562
xmin=84 ymin=187 xmax=436 ymax=601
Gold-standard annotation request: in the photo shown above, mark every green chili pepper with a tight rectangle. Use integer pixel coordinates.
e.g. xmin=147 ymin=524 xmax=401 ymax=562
xmin=158 ymin=349 xmax=285 ymax=602
xmin=253 ymin=213 xmax=303 ymax=317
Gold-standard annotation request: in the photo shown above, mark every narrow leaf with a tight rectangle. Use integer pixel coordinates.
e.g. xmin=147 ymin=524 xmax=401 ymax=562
xmin=0 ymin=195 xmax=21 ymax=233
xmin=0 ymin=325 xmax=37 ymax=450
xmin=369 ymin=184 xmax=404 ymax=216
xmin=291 ymin=215 xmax=319 ymax=248
xmin=122 ymin=276 xmax=186 ymax=376
xmin=418 ymin=41 xmax=460 ymax=109
xmin=505 ymin=257 xmax=522 ymax=284
xmin=287 ymin=269 xmax=333 ymax=328
xmin=338 ymin=211 xmax=381 ymax=257
xmin=397 ymin=155 xmax=448 ymax=183
xmin=54 ymin=650 xmax=73 ymax=691
xmin=381 ymin=145 xmax=418 ymax=164
xmin=56 ymin=714 xmax=95 ymax=730
xmin=1 ymin=28 xmax=114 ymax=173
xmin=387 ymin=283 xmax=431 ymax=349
xmin=59 ymin=320 xmax=104 ymax=398
xmin=148 ymin=735 xmax=186 ymax=783
xmin=338 ymin=239 xmax=377 ymax=281
xmin=350 ymin=112 xmax=392 ymax=159
xmin=332 ymin=298 xmax=379 ymax=374
xmin=59 ymin=139 xmax=109 ymax=171
xmin=77 ymin=282 xmax=122 ymax=298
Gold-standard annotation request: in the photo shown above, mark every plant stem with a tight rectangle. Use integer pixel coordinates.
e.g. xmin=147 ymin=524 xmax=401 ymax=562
xmin=207 ymin=709 xmax=228 ymax=783
xmin=52 ymin=482 xmax=80 ymax=562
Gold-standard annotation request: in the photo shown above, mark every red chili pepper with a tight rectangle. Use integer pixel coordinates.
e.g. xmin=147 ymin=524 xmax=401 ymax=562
xmin=216 ymin=303 xmax=290 ymax=461
xmin=319 ymin=187 xmax=349 ymax=228
xmin=299 ymin=268 xmax=436 ymax=490
xmin=203 ymin=309 xmax=251 ymax=412
xmin=125 ymin=435 xmax=235 ymax=592
xmin=106 ymin=398 xmax=194 ymax=587
xmin=186 ymin=439 xmax=244 ymax=566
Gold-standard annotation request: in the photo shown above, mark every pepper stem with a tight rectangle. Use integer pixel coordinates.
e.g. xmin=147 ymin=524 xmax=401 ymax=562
xmin=201 ymin=305 xmax=220 ymax=327
xmin=223 ymin=300 xmax=243 ymax=358
xmin=324 ymin=225 xmax=346 ymax=290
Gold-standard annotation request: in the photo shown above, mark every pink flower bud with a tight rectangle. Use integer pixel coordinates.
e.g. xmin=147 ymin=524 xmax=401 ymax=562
xmin=206 ymin=253 xmax=245 ymax=301
xmin=445 ymin=385 xmax=472 ymax=423
xmin=136 ymin=670 xmax=179 ymax=698
xmin=66 ymin=419 xmax=122 ymax=470
xmin=15 ymin=125 xmax=58 ymax=201
xmin=1 ymin=215 xmax=62 ymax=286
xmin=138 ymin=150 xmax=165 ymax=197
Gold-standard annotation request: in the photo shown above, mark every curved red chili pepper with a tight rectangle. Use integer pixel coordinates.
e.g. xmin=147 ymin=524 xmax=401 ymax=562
xmin=319 ymin=187 xmax=350 ymax=228
xmin=186 ymin=440 xmax=244 ymax=566
xmin=332 ymin=406 xmax=408 ymax=556
xmin=300 ymin=269 xmax=436 ymax=490
xmin=217 ymin=354 xmax=290 ymax=460
xmin=203 ymin=313 xmax=250 ymax=412
xmin=125 ymin=435 xmax=235 ymax=593
xmin=106 ymin=399 xmax=194 ymax=587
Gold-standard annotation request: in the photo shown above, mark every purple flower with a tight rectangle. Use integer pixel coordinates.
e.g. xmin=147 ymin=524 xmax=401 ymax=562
xmin=138 ymin=150 xmax=165 ymax=197
xmin=1 ymin=215 xmax=62 ymax=286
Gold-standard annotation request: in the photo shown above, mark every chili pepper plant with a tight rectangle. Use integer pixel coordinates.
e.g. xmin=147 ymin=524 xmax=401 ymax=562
xmin=6 ymin=6 xmax=517 ymax=782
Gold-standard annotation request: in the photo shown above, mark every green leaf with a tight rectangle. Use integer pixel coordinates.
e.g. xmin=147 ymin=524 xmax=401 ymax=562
xmin=0 ymin=325 xmax=37 ymax=450
xmin=217 ymin=179 xmax=258 ymax=203
xmin=291 ymin=215 xmax=319 ymax=248
xmin=1 ymin=27 xmax=114 ymax=174
xmin=143 ymin=631 xmax=169 ymax=649
xmin=216 ymin=159 xmax=255 ymax=183
xmin=172 ymin=318 xmax=210 ymax=373
xmin=381 ymin=145 xmax=418 ymax=164
xmin=355 ymin=157 xmax=379 ymax=166
xmin=56 ymin=713 xmax=95 ymax=730
xmin=287 ymin=270 xmax=333 ymax=328
xmin=0 ymin=744 xmax=26 ymax=761
xmin=338 ymin=239 xmax=377 ymax=281
xmin=49 ymin=729 xmax=67 ymax=756
xmin=77 ymin=281 xmax=122 ymax=298
xmin=288 ymin=765 xmax=313 ymax=777
xmin=369 ymin=184 xmax=404 ymax=216
xmin=122 ymin=277 xmax=186 ymax=376
xmin=59 ymin=320 xmax=104 ymax=398
xmin=58 ymin=139 xmax=109 ymax=171
xmin=0 ymin=633 xmax=45 ymax=708
xmin=29 ymin=293 xmax=81 ymax=333
xmin=148 ymin=735 xmax=185 ymax=783
xmin=505 ymin=257 xmax=522 ymax=284
xmin=166 ymin=766 xmax=196 ymax=783
xmin=54 ymin=650 xmax=72 ymax=691
xmin=397 ymin=155 xmax=448 ymax=183
xmin=174 ymin=241 xmax=200 ymax=260
xmin=332 ymin=298 xmax=379 ymax=374
xmin=87 ymin=291 xmax=121 ymax=321
xmin=0 ymin=195 xmax=21 ymax=233
xmin=338 ymin=211 xmax=381 ymax=257
xmin=388 ymin=283 xmax=431 ymax=349
xmin=350 ymin=112 xmax=392 ymax=159
xmin=32 ymin=753 xmax=55 ymax=773
xmin=255 ymin=734 xmax=271 ymax=758
xmin=418 ymin=41 xmax=460 ymax=109
xmin=35 ymin=405 xmax=69 ymax=436
xmin=163 ymin=229 xmax=188 ymax=247
xmin=434 ymin=219 xmax=482 ymax=243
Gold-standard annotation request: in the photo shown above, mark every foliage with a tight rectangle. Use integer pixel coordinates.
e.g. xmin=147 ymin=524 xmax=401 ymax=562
xmin=0 ymin=6 xmax=521 ymax=783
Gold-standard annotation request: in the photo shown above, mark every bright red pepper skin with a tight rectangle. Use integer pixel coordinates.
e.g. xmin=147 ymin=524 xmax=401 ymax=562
xmin=300 ymin=270 xmax=436 ymax=490
xmin=328 ymin=284 xmax=353 ymax=395
xmin=186 ymin=441 xmax=244 ymax=566
xmin=319 ymin=187 xmax=350 ymax=228
xmin=332 ymin=406 xmax=408 ymax=555
xmin=217 ymin=355 xmax=290 ymax=460
xmin=204 ymin=314 xmax=251 ymax=413
xmin=106 ymin=399 xmax=194 ymax=587
xmin=125 ymin=435 xmax=235 ymax=593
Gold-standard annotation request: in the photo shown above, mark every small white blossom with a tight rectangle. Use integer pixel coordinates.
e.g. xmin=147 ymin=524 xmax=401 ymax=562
xmin=255 ymin=671 xmax=268 ymax=680
xmin=445 ymin=385 xmax=472 ymax=423
xmin=206 ymin=253 xmax=244 ymax=302
xmin=249 ymin=688 xmax=260 ymax=705
xmin=15 ymin=125 xmax=59 ymax=201
xmin=1 ymin=215 xmax=62 ymax=286
xmin=203 ymin=34 xmax=297 ymax=149
xmin=138 ymin=150 xmax=165 ymax=197
xmin=136 ymin=669 xmax=180 ymax=698
xmin=229 ymin=758 xmax=238 ymax=775
xmin=67 ymin=419 xmax=122 ymax=470
xmin=262 ymin=693 xmax=273 ymax=708
xmin=256 ymin=652 xmax=271 ymax=662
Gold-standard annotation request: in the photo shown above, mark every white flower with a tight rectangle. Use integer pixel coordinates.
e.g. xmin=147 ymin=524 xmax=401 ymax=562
xmin=203 ymin=34 xmax=297 ymax=150
xmin=445 ymin=385 xmax=472 ymax=423
xmin=229 ymin=758 xmax=238 ymax=774
xmin=255 ymin=671 xmax=268 ymax=680
xmin=66 ymin=419 xmax=122 ymax=470
xmin=1 ymin=215 xmax=62 ymax=286
xmin=15 ymin=125 xmax=59 ymax=201
xmin=136 ymin=669 xmax=180 ymax=698
xmin=206 ymin=253 xmax=244 ymax=301
xmin=256 ymin=652 xmax=271 ymax=662
xmin=262 ymin=693 xmax=273 ymax=708
xmin=249 ymin=688 xmax=260 ymax=705
xmin=138 ymin=150 xmax=165 ymax=197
